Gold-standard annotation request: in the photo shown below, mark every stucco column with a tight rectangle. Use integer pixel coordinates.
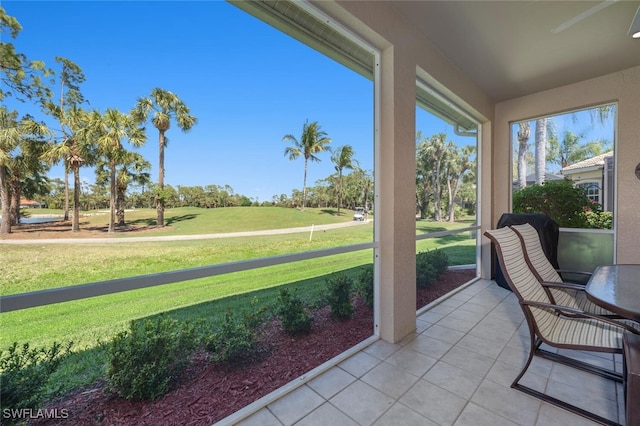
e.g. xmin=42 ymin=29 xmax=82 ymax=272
xmin=375 ymin=46 xmax=417 ymax=343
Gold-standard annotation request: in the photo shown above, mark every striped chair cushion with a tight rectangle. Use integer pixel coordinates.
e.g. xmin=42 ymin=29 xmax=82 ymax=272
xmin=511 ymin=223 xmax=613 ymax=316
xmin=511 ymin=223 xmax=561 ymax=282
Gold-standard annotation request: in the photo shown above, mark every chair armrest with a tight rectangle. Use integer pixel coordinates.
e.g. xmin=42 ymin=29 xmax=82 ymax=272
xmin=556 ymin=269 xmax=592 ymax=277
xmin=541 ymin=281 xmax=587 ymax=291
xmin=521 ymin=300 xmax=640 ymax=335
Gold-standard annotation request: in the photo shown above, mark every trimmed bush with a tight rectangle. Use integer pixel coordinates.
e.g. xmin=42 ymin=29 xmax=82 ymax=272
xmin=512 ymin=179 xmax=603 ymax=228
xmin=106 ymin=317 xmax=196 ymax=401
xmin=416 ymin=249 xmax=449 ymax=288
xmin=205 ymin=298 xmax=268 ymax=364
xmin=276 ymin=288 xmax=314 ymax=335
xmin=326 ymin=273 xmax=354 ymax=319
xmin=0 ymin=341 xmax=72 ymax=414
xmin=355 ymin=265 xmax=374 ymax=308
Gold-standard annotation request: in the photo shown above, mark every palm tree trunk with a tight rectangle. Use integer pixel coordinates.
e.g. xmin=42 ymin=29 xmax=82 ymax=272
xmin=72 ymin=167 xmax=81 ymax=232
xmin=535 ymin=118 xmax=547 ymax=185
xmin=157 ymin=131 xmax=165 ymax=227
xmin=0 ymin=166 xmax=11 ymax=234
xmin=64 ymin=167 xmax=70 ymax=221
xmin=109 ymin=162 xmax=116 ymax=233
xmin=302 ymin=159 xmax=308 ymax=210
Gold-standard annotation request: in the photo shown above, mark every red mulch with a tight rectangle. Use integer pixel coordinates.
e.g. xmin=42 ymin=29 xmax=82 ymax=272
xmin=31 ymin=269 xmax=475 ymax=426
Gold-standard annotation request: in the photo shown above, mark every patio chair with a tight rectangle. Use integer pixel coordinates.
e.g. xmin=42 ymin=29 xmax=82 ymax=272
xmin=510 ymin=223 xmax=619 ymax=318
xmin=485 ymin=226 xmax=640 ymax=425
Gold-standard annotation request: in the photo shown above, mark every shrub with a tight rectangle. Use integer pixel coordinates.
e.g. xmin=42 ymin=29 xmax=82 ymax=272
xmin=585 ymin=210 xmax=613 ymax=229
xmin=512 ymin=179 xmax=601 ymax=228
xmin=276 ymin=288 xmax=314 ymax=335
xmin=326 ymin=273 xmax=354 ymax=319
xmin=205 ymin=298 xmax=268 ymax=364
xmin=355 ymin=265 xmax=374 ymax=308
xmin=106 ymin=317 xmax=196 ymax=401
xmin=416 ymin=249 xmax=449 ymax=288
xmin=0 ymin=341 xmax=72 ymax=415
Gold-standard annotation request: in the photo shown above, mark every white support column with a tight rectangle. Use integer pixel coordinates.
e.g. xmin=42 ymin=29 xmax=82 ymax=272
xmin=375 ymin=46 xmax=417 ymax=343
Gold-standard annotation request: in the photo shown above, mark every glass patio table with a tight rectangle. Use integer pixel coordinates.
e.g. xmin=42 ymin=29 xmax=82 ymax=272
xmin=585 ymin=265 xmax=640 ymax=322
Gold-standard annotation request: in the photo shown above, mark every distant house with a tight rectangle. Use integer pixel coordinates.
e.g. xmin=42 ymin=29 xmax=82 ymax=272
xmin=561 ymin=151 xmax=614 ymax=211
xmin=19 ymin=199 xmax=46 ymax=208
xmin=512 ymin=173 xmax=564 ymax=191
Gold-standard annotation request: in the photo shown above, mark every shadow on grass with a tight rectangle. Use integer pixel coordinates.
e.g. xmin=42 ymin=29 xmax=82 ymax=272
xmin=320 ymin=209 xmax=346 ymax=217
xmin=142 ymin=265 xmax=370 ymax=330
xmin=128 ymin=213 xmax=199 ymax=227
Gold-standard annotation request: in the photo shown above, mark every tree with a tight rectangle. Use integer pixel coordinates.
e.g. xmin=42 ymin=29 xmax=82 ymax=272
xmin=131 ymin=88 xmax=197 ymax=227
xmin=516 ymin=122 xmax=530 ymax=189
xmin=41 ymin=105 xmax=96 ymax=232
xmin=92 ymin=109 xmax=146 ymax=232
xmin=534 ymin=118 xmax=547 ymax=184
xmin=0 ymin=7 xmax=52 ymax=103
xmin=114 ymin=152 xmax=150 ymax=225
xmin=445 ymin=145 xmax=475 ymax=222
xmin=330 ymin=145 xmax=358 ymax=213
xmin=41 ymin=57 xmax=86 ymax=221
xmin=0 ymin=108 xmax=50 ymax=234
xmin=417 ymin=133 xmax=450 ymax=221
xmin=282 ymin=120 xmax=331 ymax=210
xmin=547 ymin=130 xmax=609 ymax=168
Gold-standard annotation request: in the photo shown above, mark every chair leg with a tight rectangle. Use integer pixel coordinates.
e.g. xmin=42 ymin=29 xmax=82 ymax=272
xmin=511 ymin=336 xmax=622 ymax=425
xmin=535 ymin=346 xmax=622 ymax=382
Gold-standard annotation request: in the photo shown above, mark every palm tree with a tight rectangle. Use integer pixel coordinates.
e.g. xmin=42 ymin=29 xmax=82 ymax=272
xmin=534 ymin=118 xmax=547 ymax=184
xmin=282 ymin=120 xmax=331 ymax=210
xmin=106 ymin=151 xmax=150 ymax=226
xmin=547 ymin=130 xmax=609 ymax=168
xmin=0 ymin=108 xmax=50 ymax=234
xmin=131 ymin=88 xmax=197 ymax=227
xmin=93 ymin=109 xmax=146 ymax=232
xmin=516 ymin=121 xmax=530 ymax=189
xmin=41 ymin=105 xmax=95 ymax=232
xmin=41 ymin=57 xmax=86 ymax=221
xmin=331 ymin=145 xmax=358 ymax=213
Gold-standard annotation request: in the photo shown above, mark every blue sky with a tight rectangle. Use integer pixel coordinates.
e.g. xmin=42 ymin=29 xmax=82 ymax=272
xmin=4 ymin=0 xmax=473 ymax=202
xmin=4 ymin=1 xmax=613 ymax=201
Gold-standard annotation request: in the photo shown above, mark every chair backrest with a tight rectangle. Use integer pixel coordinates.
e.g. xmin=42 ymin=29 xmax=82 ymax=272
xmin=511 ymin=223 xmax=563 ymax=283
xmin=484 ymin=227 xmax=550 ymax=305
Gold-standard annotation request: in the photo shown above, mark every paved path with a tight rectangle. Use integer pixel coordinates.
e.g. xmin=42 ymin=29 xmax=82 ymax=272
xmin=0 ymin=220 xmax=371 ymax=244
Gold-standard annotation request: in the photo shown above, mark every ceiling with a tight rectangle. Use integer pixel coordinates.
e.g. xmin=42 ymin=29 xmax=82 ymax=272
xmin=391 ymin=1 xmax=640 ymax=102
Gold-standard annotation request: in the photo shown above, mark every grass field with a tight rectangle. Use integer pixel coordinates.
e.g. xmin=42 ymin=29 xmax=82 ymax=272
xmin=1 ymin=207 xmax=476 ymax=398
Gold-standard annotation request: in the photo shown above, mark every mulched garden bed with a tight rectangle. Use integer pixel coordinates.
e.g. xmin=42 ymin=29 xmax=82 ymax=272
xmin=32 ymin=268 xmax=475 ymax=425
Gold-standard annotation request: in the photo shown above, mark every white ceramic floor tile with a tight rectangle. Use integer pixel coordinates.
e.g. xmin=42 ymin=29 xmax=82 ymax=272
xmin=385 ymin=347 xmax=438 ymax=377
xmin=421 ymin=323 xmax=466 ymax=345
xmin=329 ymin=380 xmax=395 ymax=425
xmin=234 ymin=408 xmax=283 ymax=426
xmin=307 ymin=367 xmax=356 ymax=400
xmin=440 ymin=345 xmax=496 ymax=376
xmin=454 ymin=402 xmax=518 ymax=426
xmin=361 ymin=361 xmax=420 ymax=399
xmin=423 ymin=361 xmax=483 ymax=400
xmin=399 ymin=379 xmax=467 ymax=425
xmin=295 ymin=403 xmax=359 ymax=426
xmin=404 ymin=334 xmax=453 ymax=359
xmin=470 ymin=380 xmax=541 ymax=426
xmin=373 ymin=402 xmax=439 ymax=426
xmin=268 ymin=385 xmax=324 ymax=425
xmin=338 ymin=351 xmax=381 ymax=378
xmin=363 ymin=339 xmax=402 ymax=360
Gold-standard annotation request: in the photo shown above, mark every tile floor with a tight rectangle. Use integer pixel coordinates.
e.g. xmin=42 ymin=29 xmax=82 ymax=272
xmin=218 ymin=279 xmax=626 ymax=426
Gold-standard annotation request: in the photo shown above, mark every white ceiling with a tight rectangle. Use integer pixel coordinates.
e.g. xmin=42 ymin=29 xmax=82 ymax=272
xmin=391 ymin=0 xmax=640 ymax=102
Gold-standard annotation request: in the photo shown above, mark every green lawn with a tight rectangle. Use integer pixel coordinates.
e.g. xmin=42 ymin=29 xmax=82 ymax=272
xmin=1 ymin=207 xmax=476 ymax=398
